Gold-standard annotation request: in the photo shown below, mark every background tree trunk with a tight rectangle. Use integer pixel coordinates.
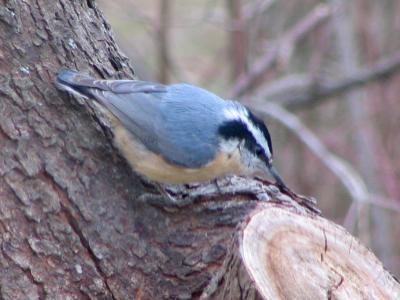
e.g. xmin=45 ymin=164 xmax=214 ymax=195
xmin=0 ymin=1 xmax=399 ymax=299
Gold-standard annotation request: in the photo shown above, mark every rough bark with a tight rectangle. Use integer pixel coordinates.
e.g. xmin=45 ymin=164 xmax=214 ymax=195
xmin=0 ymin=1 xmax=399 ymax=300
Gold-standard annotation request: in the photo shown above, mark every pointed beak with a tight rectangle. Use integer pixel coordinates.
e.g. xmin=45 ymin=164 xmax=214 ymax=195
xmin=266 ymin=161 xmax=288 ymax=190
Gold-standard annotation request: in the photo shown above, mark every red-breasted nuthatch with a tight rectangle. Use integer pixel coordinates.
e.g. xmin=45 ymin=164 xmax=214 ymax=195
xmin=55 ymin=69 xmax=287 ymax=189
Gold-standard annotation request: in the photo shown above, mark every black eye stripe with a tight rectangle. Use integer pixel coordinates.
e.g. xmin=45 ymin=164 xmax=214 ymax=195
xmin=218 ymin=120 xmax=268 ymax=158
xmin=218 ymin=119 xmax=249 ymax=141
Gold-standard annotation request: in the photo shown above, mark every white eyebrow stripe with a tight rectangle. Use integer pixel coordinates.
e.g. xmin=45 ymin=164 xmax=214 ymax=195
xmin=223 ymin=106 xmax=271 ymax=158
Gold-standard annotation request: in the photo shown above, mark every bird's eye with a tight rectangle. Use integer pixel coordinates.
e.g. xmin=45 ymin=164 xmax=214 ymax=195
xmin=255 ymin=145 xmax=263 ymax=157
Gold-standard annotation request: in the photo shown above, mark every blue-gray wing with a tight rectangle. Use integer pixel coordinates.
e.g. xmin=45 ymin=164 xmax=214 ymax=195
xmin=57 ymin=70 xmax=224 ymax=168
xmin=98 ymin=83 xmax=227 ymax=168
xmin=156 ymin=84 xmax=226 ymax=167
xmin=93 ymin=83 xmax=225 ymax=168
xmin=89 ymin=83 xmax=166 ymax=151
xmin=56 ymin=70 xmax=222 ymax=168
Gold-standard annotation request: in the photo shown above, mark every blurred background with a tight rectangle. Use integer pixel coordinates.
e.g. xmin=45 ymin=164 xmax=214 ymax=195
xmin=97 ymin=0 xmax=400 ymax=277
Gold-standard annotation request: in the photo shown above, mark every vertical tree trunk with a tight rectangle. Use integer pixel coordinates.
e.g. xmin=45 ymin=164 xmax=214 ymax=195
xmin=226 ymin=0 xmax=247 ymax=81
xmin=157 ymin=0 xmax=172 ymax=83
xmin=0 ymin=1 xmax=398 ymax=299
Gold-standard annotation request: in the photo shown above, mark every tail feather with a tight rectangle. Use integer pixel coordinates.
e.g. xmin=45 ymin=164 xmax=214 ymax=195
xmin=57 ymin=69 xmax=81 ymax=85
xmin=56 ymin=69 xmax=169 ymax=98
xmin=55 ymin=69 xmax=95 ymax=99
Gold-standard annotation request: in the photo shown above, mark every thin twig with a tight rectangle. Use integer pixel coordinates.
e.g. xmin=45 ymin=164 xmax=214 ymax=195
xmin=230 ymin=3 xmax=333 ymax=98
xmin=255 ymin=52 xmax=400 ymax=109
xmin=343 ymin=194 xmax=400 ymax=233
xmin=367 ymin=195 xmax=400 ymax=213
xmin=243 ymin=0 xmax=275 ymax=20
xmin=253 ymin=103 xmax=370 ymax=204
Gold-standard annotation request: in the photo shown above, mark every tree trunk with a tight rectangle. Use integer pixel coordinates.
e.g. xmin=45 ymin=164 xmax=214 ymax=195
xmin=0 ymin=1 xmax=398 ymax=299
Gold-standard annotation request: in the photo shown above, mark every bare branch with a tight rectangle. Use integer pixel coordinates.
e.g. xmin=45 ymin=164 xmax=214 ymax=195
xmin=157 ymin=0 xmax=172 ymax=83
xmin=230 ymin=3 xmax=332 ymax=98
xmin=255 ymin=52 xmax=400 ymax=109
xmin=344 ymin=194 xmax=400 ymax=235
xmin=243 ymin=0 xmax=275 ymax=20
xmin=367 ymin=195 xmax=400 ymax=213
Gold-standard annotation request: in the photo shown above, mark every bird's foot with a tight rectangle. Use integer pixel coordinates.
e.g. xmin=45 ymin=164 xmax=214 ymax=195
xmin=137 ymin=184 xmax=195 ymax=209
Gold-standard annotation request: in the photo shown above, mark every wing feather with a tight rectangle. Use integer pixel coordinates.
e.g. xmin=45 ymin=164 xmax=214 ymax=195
xmin=56 ymin=70 xmax=222 ymax=168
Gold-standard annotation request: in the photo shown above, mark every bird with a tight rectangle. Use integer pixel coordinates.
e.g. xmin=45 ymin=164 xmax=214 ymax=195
xmin=55 ymin=69 xmax=287 ymax=189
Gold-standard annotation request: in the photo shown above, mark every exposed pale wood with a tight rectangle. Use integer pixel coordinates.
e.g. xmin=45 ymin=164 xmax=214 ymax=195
xmin=199 ymin=202 xmax=399 ymax=300
xmin=241 ymin=206 xmax=400 ymax=300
